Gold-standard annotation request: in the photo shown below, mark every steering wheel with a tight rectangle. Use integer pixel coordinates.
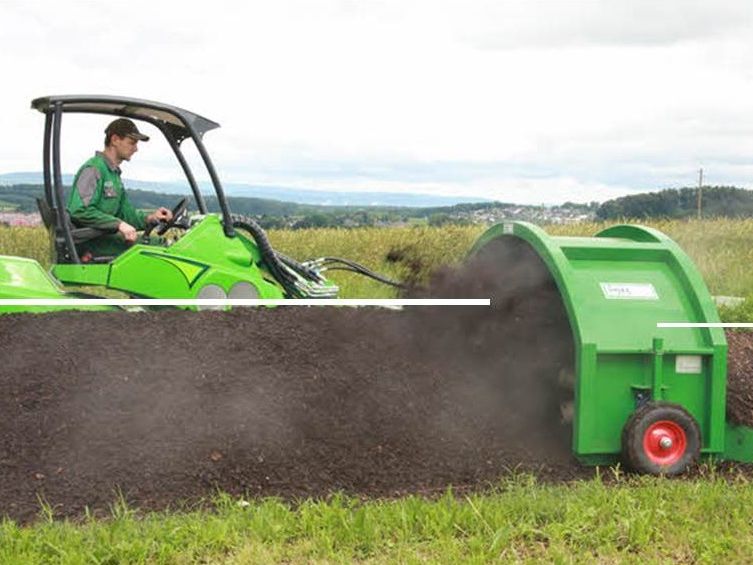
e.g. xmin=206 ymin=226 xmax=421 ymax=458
xmin=143 ymin=197 xmax=188 ymax=239
xmin=155 ymin=197 xmax=189 ymax=236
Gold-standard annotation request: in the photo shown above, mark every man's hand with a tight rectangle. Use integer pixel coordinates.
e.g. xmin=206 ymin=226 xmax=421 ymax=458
xmin=117 ymin=221 xmax=138 ymax=244
xmin=147 ymin=207 xmax=173 ymax=225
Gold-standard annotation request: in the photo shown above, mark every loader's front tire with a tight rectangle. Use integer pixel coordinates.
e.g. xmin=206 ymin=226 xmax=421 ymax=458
xmin=621 ymin=402 xmax=701 ymax=476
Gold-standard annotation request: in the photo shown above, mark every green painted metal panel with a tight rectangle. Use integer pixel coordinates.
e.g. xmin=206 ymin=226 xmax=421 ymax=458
xmin=0 ymin=255 xmax=66 ymax=301
xmin=51 ymin=215 xmax=285 ymax=304
xmin=583 ymin=353 xmax=651 ymax=454
xmin=0 ymin=255 xmax=113 ymax=313
xmin=107 ymin=216 xmax=284 ymax=302
xmin=52 ymin=263 xmax=110 ymax=286
xmin=470 ymin=221 xmax=729 ymax=463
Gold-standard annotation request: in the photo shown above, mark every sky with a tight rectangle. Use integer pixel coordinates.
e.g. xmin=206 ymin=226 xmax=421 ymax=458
xmin=2 ymin=0 xmax=753 ymax=204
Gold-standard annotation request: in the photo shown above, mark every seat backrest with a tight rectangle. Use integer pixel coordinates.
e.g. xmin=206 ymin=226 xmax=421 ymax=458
xmin=35 ymin=197 xmax=107 ymax=262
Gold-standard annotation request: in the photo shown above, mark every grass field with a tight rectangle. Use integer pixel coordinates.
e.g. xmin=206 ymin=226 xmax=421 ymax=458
xmin=3 ymin=471 xmax=753 ymax=563
xmin=4 ymin=218 xmax=752 ymax=300
xmin=4 ymin=218 xmax=753 ymax=296
xmin=2 ymin=218 xmax=753 ymax=562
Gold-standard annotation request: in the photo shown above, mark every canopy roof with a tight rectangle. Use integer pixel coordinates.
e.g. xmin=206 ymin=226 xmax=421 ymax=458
xmin=31 ymin=95 xmax=220 ymax=141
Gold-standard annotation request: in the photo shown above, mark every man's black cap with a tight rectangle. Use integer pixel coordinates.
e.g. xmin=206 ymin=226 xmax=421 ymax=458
xmin=105 ymin=118 xmax=150 ymax=142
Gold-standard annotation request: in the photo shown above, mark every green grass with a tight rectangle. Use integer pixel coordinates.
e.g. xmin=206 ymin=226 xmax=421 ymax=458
xmin=3 ymin=219 xmax=753 ymax=297
xmin=3 ymin=219 xmax=753 ymax=318
xmin=251 ymin=219 xmax=753 ymax=302
xmin=2 ymin=472 xmax=753 ymax=563
xmin=268 ymin=224 xmax=482 ymax=298
xmin=0 ymin=225 xmax=52 ymax=267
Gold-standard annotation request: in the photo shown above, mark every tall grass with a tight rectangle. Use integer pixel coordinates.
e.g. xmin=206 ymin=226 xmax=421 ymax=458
xmin=2 ymin=218 xmax=753 ymax=300
xmin=2 ymin=472 xmax=753 ymax=563
xmin=268 ymin=224 xmax=482 ymax=297
xmin=0 ymin=226 xmax=52 ymax=269
xmin=269 ymin=218 xmax=753 ymax=300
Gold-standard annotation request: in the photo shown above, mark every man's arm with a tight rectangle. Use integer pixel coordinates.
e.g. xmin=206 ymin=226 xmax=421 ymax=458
xmin=119 ymin=189 xmax=148 ymax=231
xmin=67 ymin=167 xmax=121 ymax=230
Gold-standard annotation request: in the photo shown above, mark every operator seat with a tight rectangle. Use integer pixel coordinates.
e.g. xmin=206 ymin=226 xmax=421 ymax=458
xmin=36 ymin=198 xmax=115 ymax=263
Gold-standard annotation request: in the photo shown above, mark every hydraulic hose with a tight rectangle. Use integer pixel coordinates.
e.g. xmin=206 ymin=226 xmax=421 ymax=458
xmin=230 ymin=215 xmax=318 ymax=298
xmin=230 ymin=215 xmax=407 ymax=297
xmin=306 ymin=257 xmax=407 ymax=289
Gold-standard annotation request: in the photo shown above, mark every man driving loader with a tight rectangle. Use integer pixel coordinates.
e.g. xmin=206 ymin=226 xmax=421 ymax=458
xmin=66 ymin=118 xmax=173 ymax=259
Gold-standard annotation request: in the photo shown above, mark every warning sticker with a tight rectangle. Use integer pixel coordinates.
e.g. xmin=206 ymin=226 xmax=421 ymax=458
xmin=600 ymin=283 xmax=659 ymax=300
xmin=676 ymin=355 xmax=702 ymax=374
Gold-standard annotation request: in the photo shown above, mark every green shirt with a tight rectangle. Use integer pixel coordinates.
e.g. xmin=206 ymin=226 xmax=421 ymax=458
xmin=67 ymin=152 xmax=147 ymax=231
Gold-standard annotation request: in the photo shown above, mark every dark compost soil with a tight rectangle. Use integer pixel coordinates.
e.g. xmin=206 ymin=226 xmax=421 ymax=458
xmin=0 ymin=237 xmax=751 ymax=523
xmin=725 ymin=330 xmax=753 ymax=426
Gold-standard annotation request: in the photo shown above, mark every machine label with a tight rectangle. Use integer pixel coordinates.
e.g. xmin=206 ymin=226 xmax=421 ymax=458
xmin=676 ymin=355 xmax=702 ymax=374
xmin=600 ymin=283 xmax=659 ymax=300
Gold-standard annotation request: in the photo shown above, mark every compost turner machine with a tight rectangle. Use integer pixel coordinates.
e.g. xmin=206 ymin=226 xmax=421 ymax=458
xmin=2 ymin=94 xmax=753 ymax=476
xmin=469 ymin=221 xmax=753 ymax=475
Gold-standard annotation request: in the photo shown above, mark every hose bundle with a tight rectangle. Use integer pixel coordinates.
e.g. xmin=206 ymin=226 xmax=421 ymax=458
xmin=230 ymin=215 xmax=405 ymax=298
xmin=230 ymin=215 xmax=336 ymax=298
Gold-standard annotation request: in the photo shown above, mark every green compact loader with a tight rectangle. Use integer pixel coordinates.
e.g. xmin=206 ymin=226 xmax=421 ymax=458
xmin=0 ymin=95 xmax=399 ymax=313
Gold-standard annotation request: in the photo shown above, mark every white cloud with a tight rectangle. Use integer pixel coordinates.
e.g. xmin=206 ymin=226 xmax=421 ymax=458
xmin=460 ymin=0 xmax=753 ymax=50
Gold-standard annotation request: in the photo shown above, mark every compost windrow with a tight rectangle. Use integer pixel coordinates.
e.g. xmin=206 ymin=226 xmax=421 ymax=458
xmin=2 ymin=239 xmax=748 ymax=522
xmin=0 ymin=240 xmax=579 ymax=521
xmin=725 ymin=330 xmax=753 ymax=426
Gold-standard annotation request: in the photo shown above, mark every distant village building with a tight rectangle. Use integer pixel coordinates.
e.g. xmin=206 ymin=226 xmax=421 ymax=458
xmin=0 ymin=212 xmax=43 ymax=227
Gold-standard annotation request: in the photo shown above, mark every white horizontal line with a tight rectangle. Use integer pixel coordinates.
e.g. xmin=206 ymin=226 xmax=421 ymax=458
xmin=658 ymin=322 xmax=753 ymax=328
xmin=0 ymin=298 xmax=490 ymax=307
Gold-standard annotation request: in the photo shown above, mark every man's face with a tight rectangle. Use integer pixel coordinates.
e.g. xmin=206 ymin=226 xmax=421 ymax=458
xmin=111 ymin=135 xmax=139 ymax=162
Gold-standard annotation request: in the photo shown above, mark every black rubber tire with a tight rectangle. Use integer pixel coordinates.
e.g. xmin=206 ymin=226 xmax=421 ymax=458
xmin=621 ymin=402 xmax=701 ymax=476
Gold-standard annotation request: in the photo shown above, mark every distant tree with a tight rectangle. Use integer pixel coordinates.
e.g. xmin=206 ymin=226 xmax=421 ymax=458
xmin=292 ymin=213 xmax=335 ymax=229
xmin=596 ymin=186 xmax=753 ymax=220
xmin=428 ymin=213 xmax=452 ymax=226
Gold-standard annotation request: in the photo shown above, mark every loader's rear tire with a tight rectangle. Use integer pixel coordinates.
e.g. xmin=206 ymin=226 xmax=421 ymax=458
xmin=621 ymin=402 xmax=701 ymax=476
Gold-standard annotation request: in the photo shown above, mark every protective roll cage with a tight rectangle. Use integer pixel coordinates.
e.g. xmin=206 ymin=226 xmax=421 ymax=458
xmin=31 ymin=95 xmax=237 ymax=264
xmin=32 ymin=95 xmax=404 ymax=297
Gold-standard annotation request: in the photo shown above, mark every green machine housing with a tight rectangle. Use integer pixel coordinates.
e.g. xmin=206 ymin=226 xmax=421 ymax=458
xmin=471 ymin=221 xmax=753 ymax=471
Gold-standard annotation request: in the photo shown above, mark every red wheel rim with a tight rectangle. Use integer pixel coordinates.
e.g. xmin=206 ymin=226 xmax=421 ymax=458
xmin=643 ymin=420 xmax=687 ymax=466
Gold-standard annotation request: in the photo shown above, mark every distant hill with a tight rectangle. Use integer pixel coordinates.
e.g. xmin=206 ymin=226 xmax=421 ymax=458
xmin=0 ymin=183 xmax=498 ymax=229
xmin=0 ymin=183 xmax=596 ymax=229
xmin=596 ymin=186 xmax=753 ymax=220
xmin=0 ymin=172 xmax=488 ymax=208
xmin=0 ymin=183 xmax=371 ymax=216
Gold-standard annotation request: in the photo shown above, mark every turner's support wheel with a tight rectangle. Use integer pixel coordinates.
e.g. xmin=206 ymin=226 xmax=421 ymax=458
xmin=621 ymin=402 xmax=701 ymax=475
